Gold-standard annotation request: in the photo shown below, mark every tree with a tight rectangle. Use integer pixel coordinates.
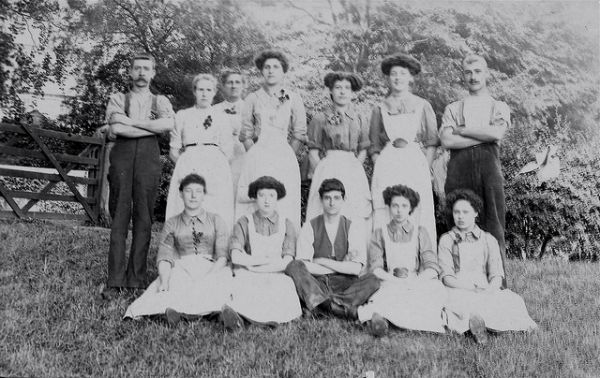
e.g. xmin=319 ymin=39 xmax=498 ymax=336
xmin=0 ymin=0 xmax=64 ymax=121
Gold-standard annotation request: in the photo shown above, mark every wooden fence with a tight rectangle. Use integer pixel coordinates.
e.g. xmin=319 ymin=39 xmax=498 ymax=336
xmin=0 ymin=121 xmax=106 ymax=225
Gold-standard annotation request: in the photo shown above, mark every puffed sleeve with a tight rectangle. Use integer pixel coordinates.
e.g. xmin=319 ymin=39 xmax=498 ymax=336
xmin=290 ymin=92 xmax=308 ymax=143
xmin=484 ymin=233 xmax=505 ymax=281
xmin=418 ymin=100 xmax=439 ymax=147
xmin=239 ymin=93 xmax=257 ymax=143
xmin=367 ymin=228 xmax=386 ymax=272
xmin=281 ymin=219 xmax=298 ymax=258
xmin=368 ymin=106 xmax=388 ymax=156
xmin=212 ymin=214 xmax=230 ymax=261
xmin=105 ymin=93 xmax=126 ymax=124
xmin=156 ymin=95 xmax=175 ymax=119
xmin=491 ymin=101 xmax=511 ymax=128
xmin=416 ymin=226 xmax=440 ymax=274
xmin=343 ymin=218 xmax=367 ymax=266
xmin=230 ymin=216 xmax=250 ymax=254
xmin=156 ymin=217 xmax=178 ymax=267
xmin=169 ymin=110 xmax=184 ymax=153
xmin=307 ymin=113 xmax=326 ymax=151
xmin=437 ymin=233 xmax=457 ymax=280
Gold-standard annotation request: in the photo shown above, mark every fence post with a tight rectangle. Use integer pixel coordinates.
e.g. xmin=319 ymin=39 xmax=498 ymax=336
xmin=94 ymin=125 xmax=113 ymax=227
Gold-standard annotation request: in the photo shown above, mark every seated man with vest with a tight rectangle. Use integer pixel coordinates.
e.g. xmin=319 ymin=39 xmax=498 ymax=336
xmin=285 ymin=178 xmax=379 ymax=319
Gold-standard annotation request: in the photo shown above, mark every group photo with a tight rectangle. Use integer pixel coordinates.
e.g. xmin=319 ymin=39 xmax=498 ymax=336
xmin=1 ymin=0 xmax=598 ymax=377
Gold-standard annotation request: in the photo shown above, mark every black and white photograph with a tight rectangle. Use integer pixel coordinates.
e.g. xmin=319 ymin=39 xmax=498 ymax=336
xmin=0 ymin=0 xmax=598 ymax=376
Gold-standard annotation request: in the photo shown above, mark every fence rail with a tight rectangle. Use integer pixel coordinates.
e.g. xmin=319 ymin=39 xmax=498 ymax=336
xmin=0 ymin=122 xmax=106 ymax=224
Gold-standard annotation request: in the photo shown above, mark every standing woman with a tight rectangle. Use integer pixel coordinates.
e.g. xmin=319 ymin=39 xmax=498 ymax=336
xmin=166 ymin=74 xmax=234 ymax=228
xmin=213 ymin=70 xmax=246 ymax=192
xmin=305 ymin=72 xmax=372 ymax=223
xmin=236 ymin=49 xmax=307 ymax=228
xmin=369 ymin=53 xmax=438 ymax=240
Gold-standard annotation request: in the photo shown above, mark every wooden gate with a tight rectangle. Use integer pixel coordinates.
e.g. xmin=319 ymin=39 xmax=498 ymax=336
xmin=0 ymin=121 xmax=106 ymax=224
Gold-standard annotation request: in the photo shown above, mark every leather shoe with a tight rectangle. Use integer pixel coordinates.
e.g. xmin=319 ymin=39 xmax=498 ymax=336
xmin=221 ymin=305 xmax=244 ymax=331
xmin=368 ymin=312 xmax=389 ymax=337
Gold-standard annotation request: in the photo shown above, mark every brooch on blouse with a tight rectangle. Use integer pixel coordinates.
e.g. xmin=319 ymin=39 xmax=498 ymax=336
xmin=149 ymin=110 xmax=158 ymax=120
xmin=326 ymin=112 xmax=343 ymax=126
xmin=192 ymin=228 xmax=204 ymax=254
xmin=278 ymin=89 xmax=290 ymax=105
xmin=203 ymin=115 xmax=212 ymax=130
xmin=224 ymin=106 xmax=237 ymax=115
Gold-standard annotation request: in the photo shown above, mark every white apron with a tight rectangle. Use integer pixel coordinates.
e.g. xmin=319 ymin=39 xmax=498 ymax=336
xmin=229 ymin=215 xmax=302 ymax=324
xmin=358 ymin=225 xmax=446 ymax=333
xmin=370 ymin=107 xmax=436 ymax=240
xmin=305 ymin=150 xmax=372 ymax=222
xmin=124 ymin=254 xmax=233 ymax=319
xmin=165 ymin=145 xmax=234 ymax=229
xmin=443 ymin=239 xmax=538 ymax=333
xmin=214 ymin=100 xmax=246 ymax=194
xmin=235 ymin=101 xmax=301 ymax=228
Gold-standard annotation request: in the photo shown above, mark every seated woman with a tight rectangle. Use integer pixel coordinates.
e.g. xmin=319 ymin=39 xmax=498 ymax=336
xmin=358 ymin=184 xmax=446 ymax=336
xmin=439 ymin=189 xmax=537 ymax=344
xmin=124 ymin=174 xmax=232 ymax=326
xmin=166 ymin=73 xmax=234 ymax=228
xmin=223 ymin=176 xmax=302 ymax=329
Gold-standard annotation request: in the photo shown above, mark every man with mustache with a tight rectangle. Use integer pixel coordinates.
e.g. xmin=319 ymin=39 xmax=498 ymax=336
xmin=102 ymin=53 xmax=175 ymax=299
xmin=439 ymin=54 xmax=510 ymax=286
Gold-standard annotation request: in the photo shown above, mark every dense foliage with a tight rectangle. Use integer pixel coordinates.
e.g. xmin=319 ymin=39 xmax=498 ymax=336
xmin=1 ymin=0 xmax=598 ymax=259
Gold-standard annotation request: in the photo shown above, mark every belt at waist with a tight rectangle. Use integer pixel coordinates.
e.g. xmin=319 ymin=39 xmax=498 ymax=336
xmin=185 ymin=143 xmax=219 ymax=148
xmin=450 ymin=142 xmax=498 ymax=156
xmin=115 ymin=135 xmax=157 ymax=142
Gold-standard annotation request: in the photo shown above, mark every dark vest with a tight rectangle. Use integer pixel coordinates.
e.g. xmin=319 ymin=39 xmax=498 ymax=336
xmin=311 ymin=215 xmax=351 ymax=261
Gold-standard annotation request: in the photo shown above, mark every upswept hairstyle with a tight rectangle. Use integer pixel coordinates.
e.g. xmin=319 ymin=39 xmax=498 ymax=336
xmin=323 ymin=72 xmax=363 ymax=92
xmin=129 ymin=53 xmax=156 ymax=69
xmin=179 ymin=173 xmax=207 ymax=193
xmin=191 ymin=73 xmax=218 ymax=91
xmin=254 ymin=49 xmax=289 ymax=73
xmin=383 ymin=184 xmax=420 ymax=212
xmin=445 ymin=189 xmax=483 ymax=216
xmin=219 ymin=69 xmax=246 ymax=85
xmin=380 ymin=53 xmax=421 ymax=76
xmin=248 ymin=176 xmax=286 ymax=199
xmin=318 ymin=178 xmax=346 ymax=199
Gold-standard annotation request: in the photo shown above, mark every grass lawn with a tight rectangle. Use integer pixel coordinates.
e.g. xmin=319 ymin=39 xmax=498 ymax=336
xmin=1 ymin=220 xmax=599 ymax=377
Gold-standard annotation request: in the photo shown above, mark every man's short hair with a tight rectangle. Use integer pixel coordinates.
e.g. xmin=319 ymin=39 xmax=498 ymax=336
xmin=220 ymin=69 xmax=246 ymax=85
xmin=248 ymin=176 xmax=286 ymax=199
xmin=462 ymin=54 xmax=488 ymax=69
xmin=318 ymin=178 xmax=346 ymax=199
xmin=192 ymin=73 xmax=217 ymax=91
xmin=129 ymin=53 xmax=156 ymax=70
xmin=179 ymin=173 xmax=207 ymax=193
xmin=254 ymin=49 xmax=289 ymax=73
xmin=383 ymin=184 xmax=420 ymax=212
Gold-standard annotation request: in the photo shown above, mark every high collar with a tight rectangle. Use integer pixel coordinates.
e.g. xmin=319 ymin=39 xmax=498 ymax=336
xmin=388 ymin=218 xmax=414 ymax=233
xmin=325 ymin=102 xmax=356 ymax=120
xmin=254 ymin=209 xmax=279 ymax=224
xmin=451 ymin=225 xmax=482 ymax=240
xmin=181 ymin=209 xmax=208 ymax=225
